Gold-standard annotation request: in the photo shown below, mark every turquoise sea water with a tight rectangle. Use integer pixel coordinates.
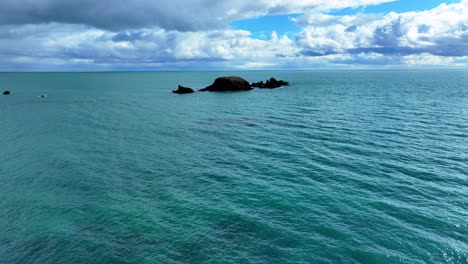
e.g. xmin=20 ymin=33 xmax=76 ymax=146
xmin=0 ymin=70 xmax=467 ymax=264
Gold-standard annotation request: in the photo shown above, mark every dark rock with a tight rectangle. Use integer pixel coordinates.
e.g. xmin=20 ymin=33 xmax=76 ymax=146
xmin=259 ymin=78 xmax=289 ymax=89
xmin=3 ymin=91 xmax=10 ymax=95
xmin=252 ymin=78 xmax=289 ymax=89
xmin=173 ymin=85 xmax=194 ymax=94
xmin=200 ymin=76 xmax=252 ymax=92
xmin=251 ymin=81 xmax=264 ymax=88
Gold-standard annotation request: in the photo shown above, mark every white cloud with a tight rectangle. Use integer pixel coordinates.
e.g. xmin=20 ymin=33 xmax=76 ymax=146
xmin=295 ymin=1 xmax=468 ymax=57
xmin=403 ymin=53 xmax=468 ymax=66
xmin=0 ymin=1 xmax=466 ymax=70
xmin=0 ymin=23 xmax=300 ymax=70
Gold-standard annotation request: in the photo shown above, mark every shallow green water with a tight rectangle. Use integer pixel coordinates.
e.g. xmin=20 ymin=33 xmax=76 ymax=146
xmin=0 ymin=70 xmax=467 ymax=263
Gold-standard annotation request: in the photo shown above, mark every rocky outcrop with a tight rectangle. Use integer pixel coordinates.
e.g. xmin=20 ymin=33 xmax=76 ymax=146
xmin=200 ymin=76 xmax=252 ymax=92
xmin=250 ymin=81 xmax=264 ymax=88
xmin=2 ymin=91 xmax=10 ymax=95
xmin=173 ymin=85 xmax=194 ymax=94
xmin=251 ymin=78 xmax=289 ymax=89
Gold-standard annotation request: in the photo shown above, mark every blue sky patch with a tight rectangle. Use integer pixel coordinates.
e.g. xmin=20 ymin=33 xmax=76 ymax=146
xmin=328 ymin=0 xmax=459 ymax=15
xmin=230 ymin=14 xmax=301 ymax=39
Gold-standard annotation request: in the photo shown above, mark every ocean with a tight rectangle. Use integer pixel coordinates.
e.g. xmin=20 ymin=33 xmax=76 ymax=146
xmin=0 ymin=70 xmax=467 ymax=263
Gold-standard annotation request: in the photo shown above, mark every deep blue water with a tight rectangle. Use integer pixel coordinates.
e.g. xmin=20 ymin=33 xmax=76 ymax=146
xmin=0 ymin=70 xmax=467 ymax=264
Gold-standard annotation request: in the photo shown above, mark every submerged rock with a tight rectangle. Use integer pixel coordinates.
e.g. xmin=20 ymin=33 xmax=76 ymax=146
xmin=252 ymin=78 xmax=289 ymax=89
xmin=200 ymin=76 xmax=252 ymax=92
xmin=2 ymin=91 xmax=10 ymax=95
xmin=173 ymin=85 xmax=194 ymax=94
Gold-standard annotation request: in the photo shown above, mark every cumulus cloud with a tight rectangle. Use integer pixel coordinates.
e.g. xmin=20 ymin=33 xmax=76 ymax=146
xmin=0 ymin=23 xmax=299 ymax=70
xmin=295 ymin=0 xmax=468 ymax=57
xmin=0 ymin=0 xmax=466 ymax=70
xmin=403 ymin=53 xmax=468 ymax=66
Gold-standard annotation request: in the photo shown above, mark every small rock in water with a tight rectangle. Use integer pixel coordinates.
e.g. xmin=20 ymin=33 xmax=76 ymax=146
xmin=251 ymin=81 xmax=264 ymax=88
xmin=252 ymin=78 xmax=289 ymax=89
xmin=173 ymin=85 xmax=194 ymax=94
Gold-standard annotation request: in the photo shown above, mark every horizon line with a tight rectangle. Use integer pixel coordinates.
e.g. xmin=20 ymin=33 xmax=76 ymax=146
xmin=1 ymin=68 xmax=467 ymax=74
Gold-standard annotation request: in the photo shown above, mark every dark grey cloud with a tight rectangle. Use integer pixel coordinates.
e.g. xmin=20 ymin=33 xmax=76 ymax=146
xmin=0 ymin=0 xmax=230 ymax=31
xmin=0 ymin=0 xmax=287 ymax=31
xmin=0 ymin=0 xmax=397 ymax=31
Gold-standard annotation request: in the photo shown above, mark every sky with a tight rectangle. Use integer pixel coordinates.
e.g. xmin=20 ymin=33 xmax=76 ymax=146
xmin=0 ymin=0 xmax=466 ymax=71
